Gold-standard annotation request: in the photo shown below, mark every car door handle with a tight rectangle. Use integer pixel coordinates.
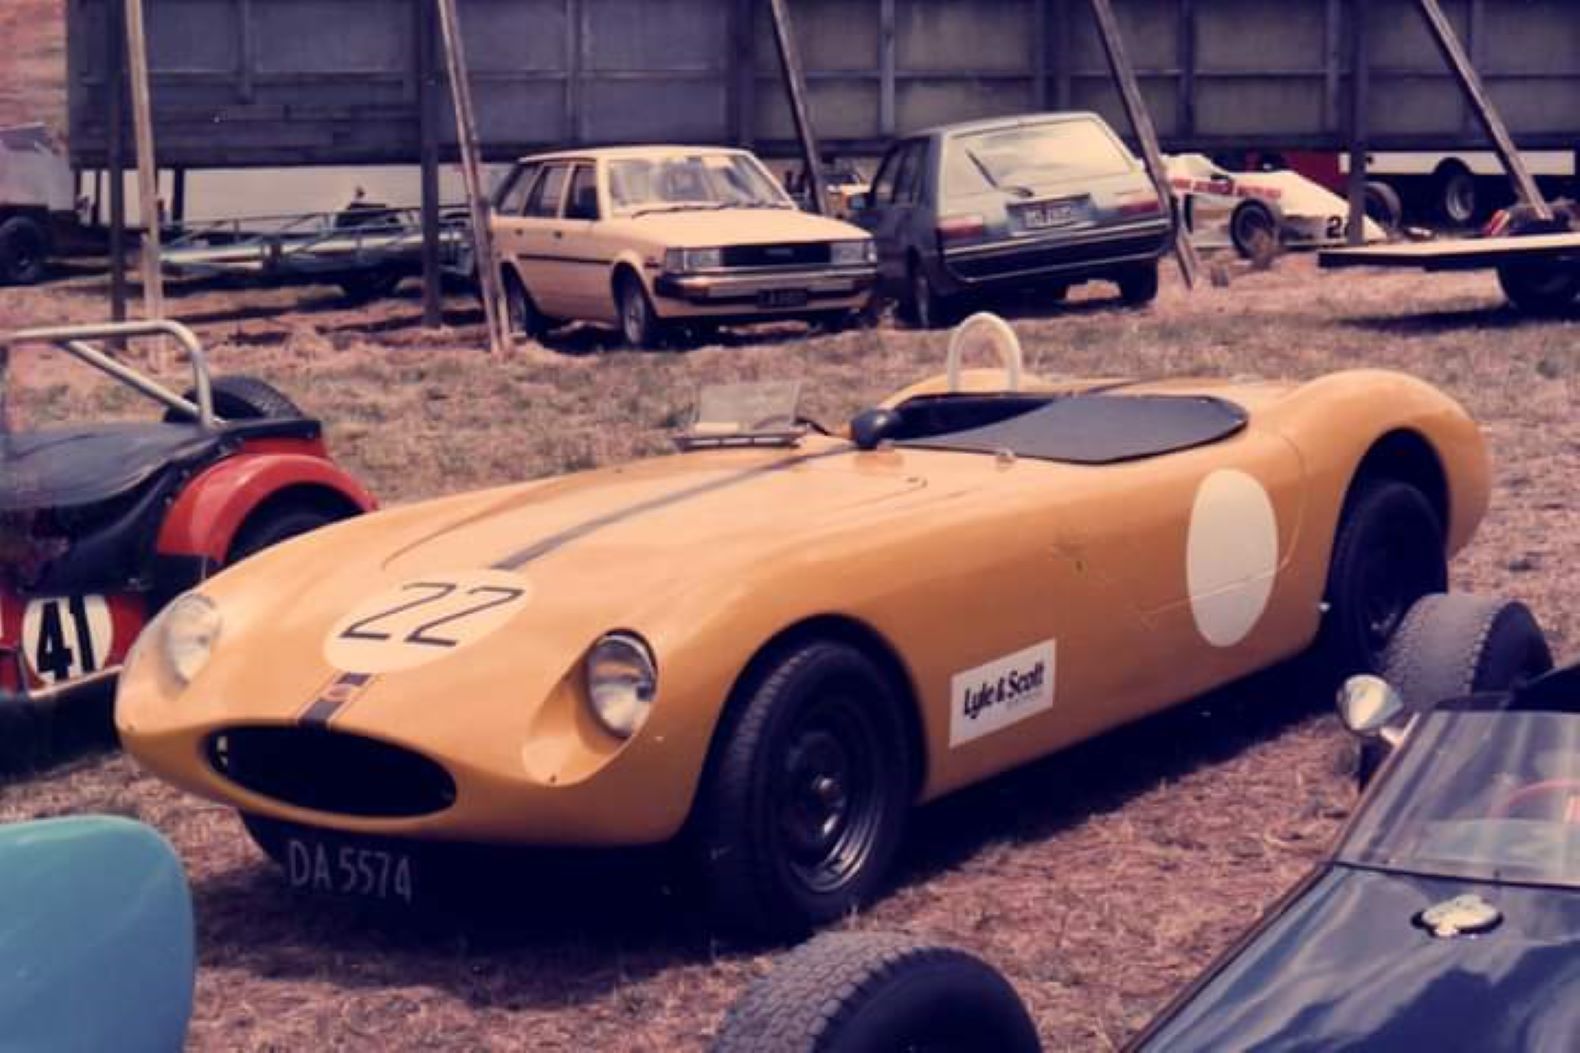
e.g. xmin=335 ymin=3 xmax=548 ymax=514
xmin=553 ymin=231 xmax=564 ymax=239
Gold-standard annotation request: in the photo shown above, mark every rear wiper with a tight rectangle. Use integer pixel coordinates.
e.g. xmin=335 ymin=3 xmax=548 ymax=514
xmin=966 ymin=149 xmax=1034 ymax=199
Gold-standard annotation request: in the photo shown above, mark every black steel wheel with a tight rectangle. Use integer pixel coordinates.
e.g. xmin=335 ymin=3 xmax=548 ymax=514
xmin=0 ymin=215 xmax=49 ymax=286
xmin=712 ymin=932 xmax=1041 ymax=1053
xmin=697 ymin=641 xmax=912 ymax=940
xmin=1319 ymin=480 xmax=1447 ymax=678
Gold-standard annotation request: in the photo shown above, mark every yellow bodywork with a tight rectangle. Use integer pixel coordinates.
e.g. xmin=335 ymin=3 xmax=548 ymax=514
xmin=117 ymin=368 xmax=1487 ymax=847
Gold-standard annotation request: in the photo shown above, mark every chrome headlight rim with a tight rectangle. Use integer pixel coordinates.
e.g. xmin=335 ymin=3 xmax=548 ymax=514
xmin=159 ymin=592 xmax=222 ymax=687
xmin=664 ymin=247 xmax=725 ymax=273
xmin=585 ymin=630 xmax=658 ymax=740
xmin=831 ymin=239 xmax=876 ymax=266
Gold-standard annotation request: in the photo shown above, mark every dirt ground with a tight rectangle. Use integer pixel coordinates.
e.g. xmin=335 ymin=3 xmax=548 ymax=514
xmin=5 ymin=256 xmax=1580 ymax=1051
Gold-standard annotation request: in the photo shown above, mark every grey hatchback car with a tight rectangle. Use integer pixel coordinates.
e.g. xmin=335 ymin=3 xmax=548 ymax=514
xmin=851 ymin=112 xmax=1175 ymax=327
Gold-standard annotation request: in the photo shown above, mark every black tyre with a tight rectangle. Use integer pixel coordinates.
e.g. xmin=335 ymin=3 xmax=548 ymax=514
xmin=713 ymin=932 xmax=1041 ymax=1053
xmin=1363 ymin=181 xmax=1404 ymax=232
xmin=1116 ymin=261 xmax=1159 ymax=306
xmin=617 ymin=271 xmax=664 ymax=349
xmin=167 ymin=374 xmax=303 ymax=424
xmin=1434 ymin=163 xmax=1479 ymax=227
xmin=503 ymin=271 xmax=549 ymax=341
xmin=0 ymin=214 xmax=49 ymax=286
xmin=227 ymin=504 xmax=338 ymax=563
xmin=1381 ymin=594 xmax=1552 ymax=712
xmin=1230 ymin=200 xmax=1279 ymax=259
xmin=1496 ymin=261 xmax=1580 ymax=316
xmin=696 ymin=641 xmax=913 ymax=940
xmin=1319 ymin=480 xmax=1448 ymax=678
xmin=904 ymin=258 xmax=954 ymax=330
xmin=337 ymin=268 xmax=403 ymax=303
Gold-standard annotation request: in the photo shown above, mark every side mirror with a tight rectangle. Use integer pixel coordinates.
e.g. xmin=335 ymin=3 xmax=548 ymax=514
xmin=1338 ymin=675 xmax=1406 ymax=738
xmin=850 ymin=407 xmax=903 ymax=450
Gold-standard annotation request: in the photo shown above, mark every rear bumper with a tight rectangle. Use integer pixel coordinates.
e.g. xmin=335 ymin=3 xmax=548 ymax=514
xmin=652 ymin=265 xmax=876 ymax=316
xmin=940 ymin=219 xmax=1172 ymax=289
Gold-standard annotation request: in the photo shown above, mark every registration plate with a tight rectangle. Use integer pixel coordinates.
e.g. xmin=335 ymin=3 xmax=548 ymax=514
xmin=285 ymin=836 xmax=416 ymax=904
xmin=1021 ymin=199 xmax=1082 ymax=230
xmin=758 ymin=288 xmax=810 ymax=309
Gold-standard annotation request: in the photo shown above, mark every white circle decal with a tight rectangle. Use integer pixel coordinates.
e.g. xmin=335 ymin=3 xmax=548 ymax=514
xmin=22 ymin=595 xmax=114 ymax=683
xmin=324 ymin=570 xmax=533 ymax=674
xmin=1186 ymin=470 xmax=1279 ymax=648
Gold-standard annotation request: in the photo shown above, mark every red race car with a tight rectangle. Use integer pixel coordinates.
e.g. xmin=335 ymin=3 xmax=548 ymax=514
xmin=1 ymin=319 xmax=373 ymax=758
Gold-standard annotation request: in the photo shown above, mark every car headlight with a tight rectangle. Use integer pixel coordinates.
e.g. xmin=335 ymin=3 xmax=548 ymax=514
xmin=160 ymin=593 xmax=222 ymax=686
xmin=586 ymin=632 xmax=657 ymax=739
xmin=831 ymin=239 xmax=876 ymax=266
xmin=663 ymin=247 xmax=724 ymax=273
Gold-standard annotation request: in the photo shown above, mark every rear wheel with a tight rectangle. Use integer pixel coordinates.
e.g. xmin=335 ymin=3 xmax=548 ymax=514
xmin=695 ymin=641 xmax=913 ymax=940
xmin=1116 ymin=261 xmax=1159 ymax=306
xmin=167 ymin=374 xmax=303 ymax=424
xmin=1230 ymin=200 xmax=1279 ymax=259
xmin=905 ymin=258 xmax=954 ymax=330
xmin=617 ymin=271 xmax=664 ymax=349
xmin=1319 ymin=480 xmax=1448 ymax=679
xmin=227 ymin=504 xmax=338 ymax=563
xmin=0 ymin=214 xmax=49 ymax=286
xmin=1434 ymin=163 xmax=1479 ymax=227
xmin=503 ymin=271 xmax=549 ymax=341
xmin=712 ymin=932 xmax=1040 ymax=1053
xmin=1364 ymin=181 xmax=1404 ymax=233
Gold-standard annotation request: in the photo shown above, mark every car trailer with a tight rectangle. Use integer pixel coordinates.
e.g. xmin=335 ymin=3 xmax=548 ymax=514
xmin=1320 ymin=230 xmax=1580 ymax=315
xmin=159 ymin=205 xmax=474 ymax=302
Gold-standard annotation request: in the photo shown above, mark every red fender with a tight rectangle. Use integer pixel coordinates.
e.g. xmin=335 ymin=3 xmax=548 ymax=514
xmin=156 ymin=440 xmax=376 ymax=564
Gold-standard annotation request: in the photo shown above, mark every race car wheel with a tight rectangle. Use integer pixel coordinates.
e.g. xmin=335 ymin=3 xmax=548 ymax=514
xmin=227 ymin=504 xmax=339 ymax=563
xmin=1496 ymin=261 xmax=1580 ymax=316
xmin=1116 ymin=262 xmax=1159 ymax=306
xmin=167 ymin=374 xmax=304 ymax=423
xmin=0 ymin=214 xmax=50 ymax=286
xmin=1364 ymin=181 xmax=1404 ymax=232
xmin=1320 ymin=480 xmax=1448 ymax=679
xmin=712 ymin=932 xmax=1040 ymax=1053
xmin=1230 ymin=200 xmax=1279 ymax=259
xmin=617 ymin=271 xmax=664 ymax=349
xmin=697 ymin=641 xmax=912 ymax=940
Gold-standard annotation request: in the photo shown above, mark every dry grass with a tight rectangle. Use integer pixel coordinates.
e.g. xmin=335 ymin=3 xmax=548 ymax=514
xmin=5 ymin=258 xmax=1580 ymax=1052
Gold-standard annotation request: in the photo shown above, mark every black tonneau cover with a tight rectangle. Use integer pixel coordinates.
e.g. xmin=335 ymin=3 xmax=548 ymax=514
xmin=900 ymin=394 xmax=1247 ymax=464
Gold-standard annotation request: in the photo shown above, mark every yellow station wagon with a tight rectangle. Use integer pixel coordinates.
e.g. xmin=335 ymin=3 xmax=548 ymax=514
xmin=490 ymin=145 xmax=878 ymax=348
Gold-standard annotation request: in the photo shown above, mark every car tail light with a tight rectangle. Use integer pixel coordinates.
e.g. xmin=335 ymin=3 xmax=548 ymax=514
xmin=937 ymin=214 xmax=987 ymax=244
xmin=1118 ymin=193 xmax=1165 ymax=217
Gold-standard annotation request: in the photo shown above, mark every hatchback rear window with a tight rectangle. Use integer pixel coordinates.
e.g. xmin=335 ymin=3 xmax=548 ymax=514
xmin=943 ymin=119 xmax=1135 ymax=197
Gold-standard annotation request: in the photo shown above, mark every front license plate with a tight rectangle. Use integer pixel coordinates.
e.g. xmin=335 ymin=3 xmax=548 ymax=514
xmin=1022 ymin=200 xmax=1080 ymax=229
xmin=758 ymin=288 xmax=810 ymax=308
xmin=285 ymin=835 xmax=416 ymax=904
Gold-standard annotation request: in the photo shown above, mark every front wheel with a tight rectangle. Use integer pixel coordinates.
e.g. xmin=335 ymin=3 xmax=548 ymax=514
xmin=1319 ymin=480 xmax=1447 ymax=678
xmin=1230 ymin=200 xmax=1279 ymax=259
xmin=617 ymin=272 xmax=665 ymax=349
xmin=712 ymin=933 xmax=1040 ymax=1053
xmin=227 ymin=504 xmax=339 ymax=563
xmin=695 ymin=641 xmax=913 ymax=940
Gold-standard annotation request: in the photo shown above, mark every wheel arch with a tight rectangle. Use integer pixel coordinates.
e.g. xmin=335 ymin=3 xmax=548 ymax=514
xmin=1346 ymin=428 xmax=1451 ymax=539
xmin=226 ymin=483 xmax=367 ymax=561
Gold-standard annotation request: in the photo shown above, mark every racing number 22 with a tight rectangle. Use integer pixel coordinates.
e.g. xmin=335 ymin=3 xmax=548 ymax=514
xmin=339 ymin=582 xmax=526 ymax=649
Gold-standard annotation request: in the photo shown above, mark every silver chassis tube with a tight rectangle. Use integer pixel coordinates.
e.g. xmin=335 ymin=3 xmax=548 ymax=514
xmin=0 ymin=319 xmax=217 ymax=429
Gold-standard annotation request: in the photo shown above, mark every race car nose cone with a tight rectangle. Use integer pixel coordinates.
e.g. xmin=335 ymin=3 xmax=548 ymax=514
xmin=1414 ymin=893 xmax=1502 ymax=939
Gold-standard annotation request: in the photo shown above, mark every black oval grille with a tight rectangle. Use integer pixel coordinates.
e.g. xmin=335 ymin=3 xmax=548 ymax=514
xmin=207 ymin=726 xmax=457 ymax=818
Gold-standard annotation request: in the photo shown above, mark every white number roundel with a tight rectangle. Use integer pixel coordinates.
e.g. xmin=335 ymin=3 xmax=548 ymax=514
xmin=23 ymin=595 xmax=114 ymax=684
xmin=323 ymin=570 xmax=533 ymax=674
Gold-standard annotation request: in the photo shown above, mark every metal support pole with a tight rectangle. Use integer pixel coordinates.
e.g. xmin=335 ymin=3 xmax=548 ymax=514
xmin=418 ymin=0 xmax=444 ymax=329
xmin=125 ymin=0 xmax=169 ymax=354
xmin=1413 ymin=0 xmax=1551 ymax=220
xmin=106 ymin=4 xmax=127 ymax=326
xmin=768 ymin=0 xmax=826 ymax=215
xmin=434 ymin=0 xmax=510 ymax=355
xmin=1345 ymin=0 xmax=1369 ymax=245
xmin=1087 ymin=0 xmax=1200 ymax=288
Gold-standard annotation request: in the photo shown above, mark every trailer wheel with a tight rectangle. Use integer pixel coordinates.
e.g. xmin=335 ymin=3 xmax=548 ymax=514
xmin=1497 ymin=261 xmax=1580 ymax=315
xmin=0 ymin=214 xmax=50 ymax=286
xmin=338 ymin=269 xmax=403 ymax=303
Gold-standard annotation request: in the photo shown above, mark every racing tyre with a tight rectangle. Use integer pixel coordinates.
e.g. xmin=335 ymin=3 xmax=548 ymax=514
xmin=0 ymin=214 xmax=49 ymax=286
xmin=1496 ymin=261 xmax=1580 ymax=316
xmin=696 ymin=641 xmax=913 ymax=941
xmin=227 ymin=504 xmax=339 ymax=563
xmin=168 ymin=374 xmax=303 ymax=423
xmin=1230 ymin=200 xmax=1279 ymax=260
xmin=712 ymin=932 xmax=1040 ymax=1053
xmin=1433 ymin=163 xmax=1479 ymax=227
xmin=1363 ymin=181 xmax=1404 ymax=233
xmin=1116 ymin=262 xmax=1159 ymax=306
xmin=1319 ymin=480 xmax=1448 ymax=679
xmin=905 ymin=258 xmax=955 ymax=330
xmin=503 ymin=272 xmax=550 ymax=341
xmin=617 ymin=271 xmax=666 ymax=349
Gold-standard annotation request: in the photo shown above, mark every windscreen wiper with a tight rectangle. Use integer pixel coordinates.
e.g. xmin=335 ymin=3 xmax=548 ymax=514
xmin=966 ymin=149 xmax=1034 ymax=199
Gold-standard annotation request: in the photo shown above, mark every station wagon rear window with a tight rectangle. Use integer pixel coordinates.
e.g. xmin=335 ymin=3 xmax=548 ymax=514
xmin=944 ymin=119 xmax=1136 ymax=198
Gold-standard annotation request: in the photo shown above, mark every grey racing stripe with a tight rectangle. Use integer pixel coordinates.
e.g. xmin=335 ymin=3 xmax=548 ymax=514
xmin=491 ymin=447 xmax=851 ymax=571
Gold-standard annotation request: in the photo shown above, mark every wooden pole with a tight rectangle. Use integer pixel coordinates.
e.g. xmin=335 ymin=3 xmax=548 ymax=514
xmin=767 ymin=0 xmax=826 ymax=215
xmin=125 ymin=0 xmax=169 ymax=360
xmin=1345 ymin=0 xmax=1369 ymax=245
xmin=434 ymin=0 xmax=510 ymax=355
xmin=1087 ymin=0 xmax=1200 ymax=288
xmin=1413 ymin=0 xmax=1551 ymax=220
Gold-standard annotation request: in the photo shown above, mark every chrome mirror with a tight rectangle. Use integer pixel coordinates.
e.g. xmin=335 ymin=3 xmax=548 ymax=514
xmin=1338 ymin=675 xmax=1406 ymax=738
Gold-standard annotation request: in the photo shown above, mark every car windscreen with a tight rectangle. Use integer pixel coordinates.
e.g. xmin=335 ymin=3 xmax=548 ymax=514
xmin=1339 ymin=706 xmax=1580 ymax=889
xmin=607 ymin=153 xmax=792 ymax=215
xmin=943 ymin=120 xmax=1135 ymax=198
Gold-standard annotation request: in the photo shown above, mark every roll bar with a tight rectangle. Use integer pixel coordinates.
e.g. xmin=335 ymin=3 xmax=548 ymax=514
xmin=0 ymin=319 xmax=216 ymax=429
xmin=946 ymin=312 xmax=1024 ymax=394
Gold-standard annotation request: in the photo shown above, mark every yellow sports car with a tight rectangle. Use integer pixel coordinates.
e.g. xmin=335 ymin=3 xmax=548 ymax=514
xmin=116 ymin=315 xmax=1488 ymax=937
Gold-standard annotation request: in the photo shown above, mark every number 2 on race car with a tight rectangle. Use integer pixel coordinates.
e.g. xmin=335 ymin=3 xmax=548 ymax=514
xmin=339 ymin=582 xmax=525 ymax=648
xmin=323 ymin=570 xmax=533 ymax=674
xmin=22 ymin=596 xmax=114 ymax=684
